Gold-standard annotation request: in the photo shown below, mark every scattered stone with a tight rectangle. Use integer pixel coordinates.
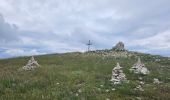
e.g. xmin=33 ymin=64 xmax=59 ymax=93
xmin=97 ymin=88 xmax=101 ymax=91
xmin=155 ymin=59 xmax=161 ymax=62
xmin=111 ymin=88 xmax=116 ymax=91
xmin=160 ymin=66 xmax=165 ymax=68
xmin=139 ymin=81 xmax=145 ymax=85
xmin=22 ymin=56 xmax=40 ymax=71
xmin=153 ymin=78 xmax=162 ymax=84
xmin=105 ymin=89 xmax=109 ymax=92
xmin=138 ymin=77 xmax=143 ymax=80
xmin=134 ymin=81 xmax=145 ymax=91
xmin=130 ymin=57 xmax=149 ymax=75
xmin=110 ymin=63 xmax=127 ymax=84
xmin=78 ymin=89 xmax=82 ymax=93
xmin=136 ymin=97 xmax=142 ymax=100
xmin=41 ymin=95 xmax=45 ymax=99
xmin=112 ymin=41 xmax=125 ymax=51
xmin=134 ymin=85 xmax=144 ymax=91
xmin=106 ymin=98 xmax=110 ymax=100
xmin=75 ymin=93 xmax=79 ymax=96
xmin=100 ymin=85 xmax=104 ymax=87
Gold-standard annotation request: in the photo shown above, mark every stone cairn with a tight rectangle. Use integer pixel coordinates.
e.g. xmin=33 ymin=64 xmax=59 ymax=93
xmin=134 ymin=81 xmax=145 ymax=91
xmin=153 ymin=78 xmax=162 ymax=84
xmin=130 ymin=57 xmax=149 ymax=75
xmin=134 ymin=84 xmax=144 ymax=91
xmin=112 ymin=41 xmax=125 ymax=51
xmin=22 ymin=56 xmax=40 ymax=70
xmin=110 ymin=63 xmax=127 ymax=84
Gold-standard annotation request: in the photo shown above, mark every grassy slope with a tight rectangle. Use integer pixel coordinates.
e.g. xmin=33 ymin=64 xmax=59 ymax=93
xmin=0 ymin=52 xmax=170 ymax=100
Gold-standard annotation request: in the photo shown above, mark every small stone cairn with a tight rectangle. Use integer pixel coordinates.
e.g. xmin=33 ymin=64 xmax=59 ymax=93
xmin=153 ymin=78 xmax=162 ymax=84
xmin=22 ymin=56 xmax=40 ymax=70
xmin=134 ymin=84 xmax=144 ymax=91
xmin=130 ymin=57 xmax=149 ymax=75
xmin=110 ymin=63 xmax=127 ymax=84
xmin=134 ymin=81 xmax=145 ymax=91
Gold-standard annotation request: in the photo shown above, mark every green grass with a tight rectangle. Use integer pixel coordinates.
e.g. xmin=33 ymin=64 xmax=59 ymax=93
xmin=0 ymin=52 xmax=170 ymax=100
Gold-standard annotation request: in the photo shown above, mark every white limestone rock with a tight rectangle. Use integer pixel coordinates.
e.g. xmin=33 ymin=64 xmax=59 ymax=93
xmin=139 ymin=81 xmax=145 ymax=85
xmin=136 ymin=97 xmax=142 ymax=100
xmin=110 ymin=63 xmax=127 ymax=84
xmin=134 ymin=85 xmax=144 ymax=91
xmin=22 ymin=56 xmax=40 ymax=71
xmin=153 ymin=78 xmax=162 ymax=84
xmin=135 ymin=81 xmax=145 ymax=91
xmin=130 ymin=57 xmax=149 ymax=75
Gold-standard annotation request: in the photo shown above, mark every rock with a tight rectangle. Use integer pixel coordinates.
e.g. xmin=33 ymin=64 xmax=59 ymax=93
xmin=136 ymin=97 xmax=142 ymax=100
xmin=155 ymin=59 xmax=161 ymax=62
xmin=75 ymin=93 xmax=79 ymax=96
xmin=139 ymin=81 xmax=145 ymax=85
xmin=134 ymin=85 xmax=144 ymax=91
xmin=110 ymin=63 xmax=127 ymax=84
xmin=135 ymin=81 xmax=145 ymax=91
xmin=138 ymin=77 xmax=143 ymax=80
xmin=22 ymin=56 xmax=40 ymax=71
xmin=105 ymin=89 xmax=109 ymax=92
xmin=78 ymin=89 xmax=82 ymax=93
xmin=112 ymin=41 xmax=125 ymax=51
xmin=153 ymin=78 xmax=162 ymax=84
xmin=130 ymin=57 xmax=149 ymax=75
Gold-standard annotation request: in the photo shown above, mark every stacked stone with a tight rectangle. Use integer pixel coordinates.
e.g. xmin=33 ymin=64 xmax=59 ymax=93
xmin=130 ymin=57 xmax=149 ymax=75
xmin=112 ymin=41 xmax=125 ymax=51
xmin=134 ymin=81 xmax=145 ymax=91
xmin=134 ymin=84 xmax=144 ymax=91
xmin=22 ymin=56 xmax=40 ymax=70
xmin=110 ymin=63 xmax=127 ymax=84
xmin=153 ymin=78 xmax=162 ymax=84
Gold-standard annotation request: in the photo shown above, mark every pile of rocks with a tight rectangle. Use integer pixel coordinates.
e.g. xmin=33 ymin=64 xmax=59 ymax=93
xmin=112 ymin=41 xmax=125 ymax=51
xmin=110 ymin=63 xmax=127 ymax=84
xmin=22 ymin=56 xmax=40 ymax=70
xmin=134 ymin=81 xmax=145 ymax=91
xmin=153 ymin=78 xmax=162 ymax=84
xmin=130 ymin=57 xmax=149 ymax=75
xmin=134 ymin=84 xmax=144 ymax=91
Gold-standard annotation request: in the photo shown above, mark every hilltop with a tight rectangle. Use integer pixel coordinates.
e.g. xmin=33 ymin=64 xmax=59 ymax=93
xmin=0 ymin=44 xmax=170 ymax=100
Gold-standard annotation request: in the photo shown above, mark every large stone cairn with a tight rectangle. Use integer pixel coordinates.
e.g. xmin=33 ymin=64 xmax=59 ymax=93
xmin=112 ymin=41 xmax=125 ymax=51
xmin=130 ymin=57 xmax=149 ymax=75
xmin=22 ymin=56 xmax=40 ymax=70
xmin=110 ymin=63 xmax=127 ymax=84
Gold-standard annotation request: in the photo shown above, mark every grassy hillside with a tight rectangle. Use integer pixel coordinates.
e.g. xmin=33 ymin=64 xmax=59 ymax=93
xmin=0 ymin=51 xmax=170 ymax=100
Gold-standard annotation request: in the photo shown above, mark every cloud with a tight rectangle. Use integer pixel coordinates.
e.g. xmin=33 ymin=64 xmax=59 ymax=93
xmin=0 ymin=14 xmax=19 ymax=42
xmin=131 ymin=30 xmax=170 ymax=50
xmin=4 ymin=48 xmax=46 ymax=57
xmin=0 ymin=0 xmax=170 ymax=58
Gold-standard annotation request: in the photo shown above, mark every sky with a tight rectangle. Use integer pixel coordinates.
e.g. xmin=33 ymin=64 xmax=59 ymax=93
xmin=0 ymin=0 xmax=170 ymax=58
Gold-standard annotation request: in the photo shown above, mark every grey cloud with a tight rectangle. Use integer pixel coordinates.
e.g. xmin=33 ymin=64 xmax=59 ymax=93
xmin=0 ymin=0 xmax=170 ymax=58
xmin=0 ymin=14 xmax=19 ymax=42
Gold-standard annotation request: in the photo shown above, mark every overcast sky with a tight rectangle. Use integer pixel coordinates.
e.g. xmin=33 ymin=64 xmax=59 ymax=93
xmin=0 ymin=0 xmax=170 ymax=58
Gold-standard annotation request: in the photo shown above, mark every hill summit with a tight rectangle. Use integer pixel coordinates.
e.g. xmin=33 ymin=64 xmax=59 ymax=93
xmin=112 ymin=41 xmax=125 ymax=51
xmin=0 ymin=42 xmax=170 ymax=100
